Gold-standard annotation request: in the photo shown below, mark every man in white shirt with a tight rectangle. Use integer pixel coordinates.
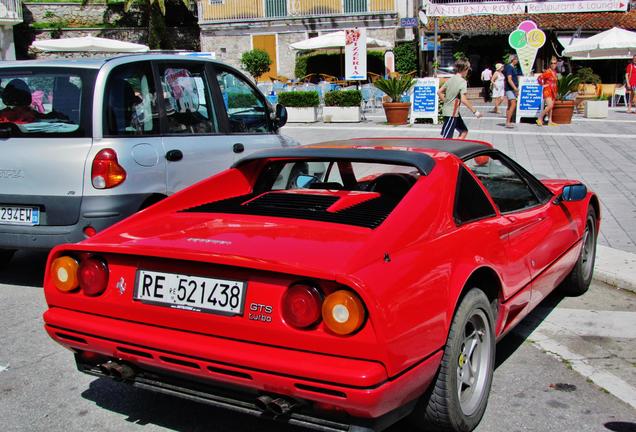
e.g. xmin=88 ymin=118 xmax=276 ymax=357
xmin=481 ymin=66 xmax=493 ymax=102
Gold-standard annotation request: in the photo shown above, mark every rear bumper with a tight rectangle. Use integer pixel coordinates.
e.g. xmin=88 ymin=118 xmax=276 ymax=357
xmin=0 ymin=194 xmax=149 ymax=250
xmin=44 ymin=307 xmax=442 ymax=419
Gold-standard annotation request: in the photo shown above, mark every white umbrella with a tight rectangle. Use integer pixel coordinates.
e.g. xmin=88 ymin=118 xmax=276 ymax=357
xmin=562 ymin=27 xmax=636 ymax=60
xmin=32 ymin=36 xmax=149 ymax=53
xmin=289 ymin=31 xmax=392 ymax=51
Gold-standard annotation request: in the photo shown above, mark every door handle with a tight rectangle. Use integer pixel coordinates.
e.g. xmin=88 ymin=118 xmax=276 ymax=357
xmin=233 ymin=143 xmax=245 ymax=154
xmin=165 ymin=149 xmax=183 ymax=162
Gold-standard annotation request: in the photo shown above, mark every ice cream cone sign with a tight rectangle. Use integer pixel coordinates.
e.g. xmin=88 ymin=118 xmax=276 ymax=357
xmin=508 ymin=20 xmax=546 ymax=76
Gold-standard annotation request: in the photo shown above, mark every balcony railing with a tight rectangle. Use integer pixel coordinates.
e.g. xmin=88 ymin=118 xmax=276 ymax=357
xmin=199 ymin=0 xmax=396 ymax=24
xmin=0 ymin=0 xmax=22 ymax=25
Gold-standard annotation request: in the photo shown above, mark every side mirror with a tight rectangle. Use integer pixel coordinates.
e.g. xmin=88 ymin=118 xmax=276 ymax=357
xmin=295 ymin=174 xmax=318 ymax=188
xmin=554 ymin=183 xmax=587 ymax=204
xmin=274 ymin=104 xmax=288 ymax=130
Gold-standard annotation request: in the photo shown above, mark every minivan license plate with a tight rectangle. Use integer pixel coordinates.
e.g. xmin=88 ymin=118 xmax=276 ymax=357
xmin=134 ymin=270 xmax=246 ymax=315
xmin=0 ymin=206 xmax=40 ymax=226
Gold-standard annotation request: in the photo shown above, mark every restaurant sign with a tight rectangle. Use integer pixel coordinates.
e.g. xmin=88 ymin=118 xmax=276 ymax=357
xmin=345 ymin=27 xmax=367 ymax=81
xmin=424 ymin=1 xmax=627 ymax=16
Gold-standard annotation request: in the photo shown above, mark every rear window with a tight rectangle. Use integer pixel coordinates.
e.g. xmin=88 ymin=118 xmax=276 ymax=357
xmin=0 ymin=68 xmax=95 ymax=137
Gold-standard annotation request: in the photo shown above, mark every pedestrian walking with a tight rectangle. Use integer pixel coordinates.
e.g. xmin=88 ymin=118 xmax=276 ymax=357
xmin=438 ymin=58 xmax=482 ymax=139
xmin=536 ymin=56 xmax=559 ymax=126
xmin=504 ymin=54 xmax=520 ymax=128
xmin=490 ymin=63 xmax=505 ymax=114
xmin=481 ymin=65 xmax=493 ymax=102
xmin=626 ymin=55 xmax=636 ymax=113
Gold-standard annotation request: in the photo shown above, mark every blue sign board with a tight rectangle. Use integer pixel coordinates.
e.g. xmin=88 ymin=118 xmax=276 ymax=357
xmin=400 ymin=17 xmax=418 ymax=28
xmin=410 ymin=78 xmax=439 ymax=124
xmin=516 ymin=77 xmax=543 ymax=122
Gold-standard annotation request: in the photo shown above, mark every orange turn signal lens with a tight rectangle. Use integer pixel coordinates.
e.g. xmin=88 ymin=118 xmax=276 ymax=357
xmin=322 ymin=290 xmax=366 ymax=336
xmin=50 ymin=256 xmax=79 ymax=292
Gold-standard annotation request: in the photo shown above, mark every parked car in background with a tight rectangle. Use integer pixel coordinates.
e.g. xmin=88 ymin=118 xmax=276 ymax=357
xmin=43 ymin=139 xmax=599 ymax=432
xmin=0 ymin=54 xmax=291 ymax=266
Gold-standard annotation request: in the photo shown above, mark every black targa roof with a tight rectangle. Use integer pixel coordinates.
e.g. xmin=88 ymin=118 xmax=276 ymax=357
xmin=232 ymin=139 xmax=491 ymax=176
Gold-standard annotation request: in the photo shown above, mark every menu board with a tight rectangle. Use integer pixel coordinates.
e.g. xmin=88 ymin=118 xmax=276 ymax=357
xmin=516 ymin=76 xmax=543 ymax=123
xmin=410 ymin=78 xmax=439 ymax=124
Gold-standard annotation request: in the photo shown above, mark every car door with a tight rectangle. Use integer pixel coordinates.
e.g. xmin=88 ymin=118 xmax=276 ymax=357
xmin=154 ymin=60 xmax=238 ymax=195
xmin=465 ymin=152 xmax=577 ymax=308
xmin=96 ymin=61 xmax=165 ymax=198
xmin=211 ymin=65 xmax=288 ymax=161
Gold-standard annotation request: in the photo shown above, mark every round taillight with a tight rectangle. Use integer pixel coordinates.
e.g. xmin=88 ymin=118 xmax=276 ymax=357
xmin=50 ymin=256 xmax=79 ymax=292
xmin=281 ymin=283 xmax=323 ymax=329
xmin=78 ymin=256 xmax=109 ymax=297
xmin=322 ymin=290 xmax=366 ymax=335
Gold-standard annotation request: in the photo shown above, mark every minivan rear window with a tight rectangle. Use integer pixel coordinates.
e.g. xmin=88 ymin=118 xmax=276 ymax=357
xmin=0 ymin=68 xmax=95 ymax=137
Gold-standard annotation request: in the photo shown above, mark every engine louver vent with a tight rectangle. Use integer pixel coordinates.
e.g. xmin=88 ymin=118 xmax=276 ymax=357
xmin=181 ymin=192 xmax=398 ymax=229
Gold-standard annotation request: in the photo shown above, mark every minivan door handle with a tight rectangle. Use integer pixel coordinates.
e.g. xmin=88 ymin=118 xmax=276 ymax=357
xmin=233 ymin=143 xmax=245 ymax=154
xmin=165 ymin=149 xmax=183 ymax=162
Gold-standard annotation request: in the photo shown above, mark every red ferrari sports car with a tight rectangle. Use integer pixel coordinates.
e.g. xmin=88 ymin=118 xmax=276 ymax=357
xmin=43 ymin=139 xmax=599 ymax=432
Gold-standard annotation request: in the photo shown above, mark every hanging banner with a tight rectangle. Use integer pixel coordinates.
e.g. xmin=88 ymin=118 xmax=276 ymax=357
xmin=384 ymin=50 xmax=395 ymax=78
xmin=424 ymin=0 xmax=627 ymax=16
xmin=527 ymin=1 xmax=627 ymax=14
xmin=425 ymin=1 xmax=525 ymax=17
xmin=345 ymin=28 xmax=367 ymax=81
xmin=516 ymin=76 xmax=544 ymax=123
xmin=508 ymin=20 xmax=546 ymax=77
xmin=410 ymin=78 xmax=439 ymax=125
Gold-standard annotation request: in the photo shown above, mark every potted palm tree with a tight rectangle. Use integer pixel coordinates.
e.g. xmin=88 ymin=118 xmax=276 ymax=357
xmin=374 ymin=75 xmax=416 ymax=125
xmin=552 ymin=73 xmax=580 ymax=125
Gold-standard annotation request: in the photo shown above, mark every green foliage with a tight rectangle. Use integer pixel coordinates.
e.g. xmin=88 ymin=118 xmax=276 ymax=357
xmin=557 ymin=73 xmax=581 ymax=101
xmin=240 ymin=49 xmax=272 ymax=82
xmin=373 ymin=75 xmax=415 ymax=102
xmin=293 ymin=51 xmax=384 ymax=79
xmin=278 ymin=91 xmax=320 ymax=108
xmin=393 ymin=42 xmax=417 ymax=75
xmin=324 ymin=90 xmax=362 ymax=107
xmin=575 ymin=67 xmax=601 ymax=84
xmin=453 ymin=51 xmax=467 ymax=61
xmin=228 ymin=92 xmax=258 ymax=108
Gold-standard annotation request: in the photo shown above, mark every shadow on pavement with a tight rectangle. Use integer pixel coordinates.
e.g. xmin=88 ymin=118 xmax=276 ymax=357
xmin=81 ymin=378 xmax=304 ymax=432
xmin=0 ymin=250 xmax=48 ymax=287
xmin=494 ymin=289 xmax=566 ymax=370
xmin=605 ymin=422 xmax=636 ymax=432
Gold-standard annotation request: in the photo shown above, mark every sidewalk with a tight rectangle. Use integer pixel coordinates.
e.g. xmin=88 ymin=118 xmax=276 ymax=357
xmin=596 ymin=245 xmax=636 ymax=294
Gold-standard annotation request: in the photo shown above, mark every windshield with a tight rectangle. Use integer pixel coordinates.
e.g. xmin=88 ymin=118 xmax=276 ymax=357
xmin=0 ymin=68 xmax=94 ymax=137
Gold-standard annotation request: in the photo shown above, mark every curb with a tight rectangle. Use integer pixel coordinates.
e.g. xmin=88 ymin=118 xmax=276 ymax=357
xmin=593 ymin=245 xmax=636 ymax=294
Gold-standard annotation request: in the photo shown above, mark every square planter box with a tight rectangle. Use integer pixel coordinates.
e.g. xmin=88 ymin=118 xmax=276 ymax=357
xmin=322 ymin=106 xmax=362 ymax=123
xmin=286 ymin=107 xmax=319 ymax=123
xmin=584 ymin=100 xmax=608 ymax=119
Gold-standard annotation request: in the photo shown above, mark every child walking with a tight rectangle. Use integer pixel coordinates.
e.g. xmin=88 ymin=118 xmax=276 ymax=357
xmin=438 ymin=58 xmax=482 ymax=139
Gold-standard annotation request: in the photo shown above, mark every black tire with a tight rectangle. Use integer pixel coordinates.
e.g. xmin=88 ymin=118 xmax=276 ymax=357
xmin=410 ymin=289 xmax=495 ymax=432
xmin=0 ymin=249 xmax=16 ymax=269
xmin=561 ymin=206 xmax=597 ymax=296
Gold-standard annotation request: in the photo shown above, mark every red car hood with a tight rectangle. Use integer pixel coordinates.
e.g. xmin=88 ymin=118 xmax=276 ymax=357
xmin=81 ymin=213 xmax=375 ymax=280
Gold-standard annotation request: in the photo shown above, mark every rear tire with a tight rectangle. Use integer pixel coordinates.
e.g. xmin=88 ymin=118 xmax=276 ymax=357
xmin=410 ymin=289 xmax=495 ymax=432
xmin=0 ymin=249 xmax=16 ymax=269
xmin=561 ymin=206 xmax=597 ymax=296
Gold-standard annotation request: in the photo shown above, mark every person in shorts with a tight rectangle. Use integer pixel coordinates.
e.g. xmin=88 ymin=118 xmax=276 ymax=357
xmin=438 ymin=58 xmax=482 ymax=139
xmin=626 ymin=55 xmax=636 ymax=113
xmin=504 ymin=54 xmax=520 ymax=128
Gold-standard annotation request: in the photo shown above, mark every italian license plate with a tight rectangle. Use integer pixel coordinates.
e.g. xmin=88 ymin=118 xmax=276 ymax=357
xmin=0 ymin=205 xmax=40 ymax=226
xmin=134 ymin=270 xmax=246 ymax=315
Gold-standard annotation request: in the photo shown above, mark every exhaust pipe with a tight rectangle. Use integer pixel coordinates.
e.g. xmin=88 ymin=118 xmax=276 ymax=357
xmin=98 ymin=361 xmax=135 ymax=380
xmin=269 ymin=397 xmax=297 ymax=416
xmin=255 ymin=395 xmax=274 ymax=412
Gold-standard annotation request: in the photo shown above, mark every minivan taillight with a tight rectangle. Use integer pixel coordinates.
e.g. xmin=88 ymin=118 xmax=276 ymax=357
xmin=92 ymin=148 xmax=126 ymax=189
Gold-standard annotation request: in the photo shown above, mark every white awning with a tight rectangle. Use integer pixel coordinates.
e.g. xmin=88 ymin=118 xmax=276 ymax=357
xmin=32 ymin=36 xmax=149 ymax=53
xmin=562 ymin=27 xmax=636 ymax=60
xmin=289 ymin=31 xmax=392 ymax=51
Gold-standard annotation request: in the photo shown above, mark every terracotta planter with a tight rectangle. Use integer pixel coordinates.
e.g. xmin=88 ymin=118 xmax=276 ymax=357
xmin=383 ymin=102 xmax=411 ymax=125
xmin=552 ymin=100 xmax=575 ymax=124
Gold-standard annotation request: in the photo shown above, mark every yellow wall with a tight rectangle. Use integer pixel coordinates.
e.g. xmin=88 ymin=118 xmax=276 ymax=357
xmin=200 ymin=0 xmax=264 ymax=21
xmin=293 ymin=0 xmax=341 ymax=15
xmin=252 ymin=34 xmax=278 ymax=81
xmin=370 ymin=0 xmax=394 ymax=12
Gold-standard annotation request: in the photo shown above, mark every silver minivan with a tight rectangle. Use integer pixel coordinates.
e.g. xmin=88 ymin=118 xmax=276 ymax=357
xmin=0 ymin=54 xmax=292 ymax=266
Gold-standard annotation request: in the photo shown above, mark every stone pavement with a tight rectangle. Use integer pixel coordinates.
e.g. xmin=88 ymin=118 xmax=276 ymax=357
xmin=281 ymin=105 xmax=636 ymax=293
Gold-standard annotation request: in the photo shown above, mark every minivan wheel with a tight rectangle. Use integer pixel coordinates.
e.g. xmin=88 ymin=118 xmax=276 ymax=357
xmin=410 ymin=289 xmax=495 ymax=432
xmin=0 ymin=249 xmax=16 ymax=269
